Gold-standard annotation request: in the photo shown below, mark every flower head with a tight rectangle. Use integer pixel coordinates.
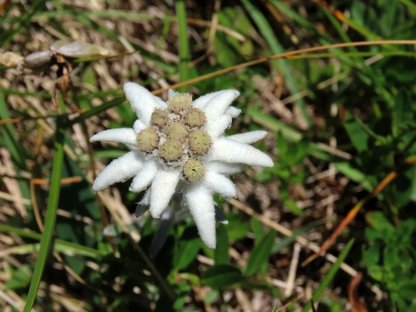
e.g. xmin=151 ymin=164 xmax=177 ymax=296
xmin=90 ymin=82 xmax=273 ymax=248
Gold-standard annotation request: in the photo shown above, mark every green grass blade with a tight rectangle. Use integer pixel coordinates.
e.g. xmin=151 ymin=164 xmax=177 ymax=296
xmin=0 ymin=0 xmax=45 ymax=47
xmin=240 ymin=0 xmax=311 ymax=128
xmin=0 ymin=92 xmax=29 ymax=167
xmin=69 ymin=96 xmax=125 ymax=126
xmin=23 ymin=118 xmax=65 ymax=312
xmin=302 ymin=239 xmax=355 ymax=312
xmin=0 ymin=224 xmax=101 ymax=258
xmin=2 ymin=243 xmax=98 ymax=258
xmin=400 ymin=0 xmax=416 ymax=14
xmin=175 ymin=0 xmax=191 ymax=86
xmin=0 ymin=92 xmax=32 ymax=216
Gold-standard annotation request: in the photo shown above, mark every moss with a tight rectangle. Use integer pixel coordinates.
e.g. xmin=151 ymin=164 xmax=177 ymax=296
xmin=182 ymin=159 xmax=205 ymax=181
xmin=189 ymin=130 xmax=211 ymax=155
xmin=136 ymin=127 xmax=159 ymax=153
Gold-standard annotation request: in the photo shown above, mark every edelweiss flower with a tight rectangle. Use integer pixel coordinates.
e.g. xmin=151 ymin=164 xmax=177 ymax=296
xmin=90 ymin=82 xmax=273 ymax=248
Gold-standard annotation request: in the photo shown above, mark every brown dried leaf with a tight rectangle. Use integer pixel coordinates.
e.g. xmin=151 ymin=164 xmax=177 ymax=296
xmin=52 ymin=40 xmax=117 ymax=59
xmin=24 ymin=51 xmax=54 ymax=69
xmin=0 ymin=51 xmax=24 ymax=67
xmin=348 ymin=273 xmax=368 ymax=312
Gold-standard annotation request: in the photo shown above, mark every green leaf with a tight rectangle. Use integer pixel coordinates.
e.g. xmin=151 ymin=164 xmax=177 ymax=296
xmin=335 ymin=162 xmax=373 ymax=191
xmin=284 ymin=198 xmax=304 ymax=216
xmin=302 ymin=239 xmax=355 ymax=312
xmin=173 ymin=239 xmax=201 ymax=270
xmin=250 ymin=218 xmax=265 ymax=242
xmin=202 ymin=264 xmax=244 ymax=289
xmin=343 ymin=117 xmax=370 ymax=153
xmin=215 ymin=224 xmax=229 ymax=265
xmin=365 ymin=211 xmax=395 ymax=233
xmin=227 ymin=213 xmax=250 ymax=241
xmin=244 ymin=230 xmax=276 ymax=276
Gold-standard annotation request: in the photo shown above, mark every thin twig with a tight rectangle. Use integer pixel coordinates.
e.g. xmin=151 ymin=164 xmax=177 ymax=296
xmin=284 ymin=243 xmax=301 ymax=298
xmin=152 ymin=40 xmax=416 ymax=95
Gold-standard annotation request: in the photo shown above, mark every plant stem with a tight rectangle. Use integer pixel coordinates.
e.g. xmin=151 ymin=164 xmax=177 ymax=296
xmin=175 ymin=0 xmax=190 ymax=88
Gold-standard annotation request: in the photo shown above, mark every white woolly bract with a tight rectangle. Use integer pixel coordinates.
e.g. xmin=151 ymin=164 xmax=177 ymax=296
xmin=93 ymin=151 xmax=143 ymax=191
xmin=124 ymin=82 xmax=160 ymax=125
xmin=129 ymin=160 xmax=158 ymax=192
xmin=228 ymin=130 xmax=268 ymax=144
xmin=192 ymin=90 xmax=224 ymax=109
xmin=204 ymin=171 xmax=236 ymax=198
xmin=149 ymin=169 xmax=180 ymax=218
xmin=91 ymin=82 xmax=274 ymax=249
xmin=202 ymin=90 xmax=240 ymax=119
xmin=209 ymin=137 xmax=274 ymax=167
xmin=205 ymin=114 xmax=232 ymax=138
xmin=185 ymin=185 xmax=216 ymax=248
xmin=90 ymin=128 xmax=136 ymax=146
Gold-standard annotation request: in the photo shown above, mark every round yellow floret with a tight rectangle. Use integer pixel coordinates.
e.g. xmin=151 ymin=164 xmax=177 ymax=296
xmin=183 ymin=159 xmax=205 ymax=182
xmin=168 ymin=93 xmax=192 ymax=113
xmin=165 ymin=121 xmax=188 ymax=142
xmin=136 ymin=127 xmax=159 ymax=153
xmin=183 ymin=108 xmax=206 ymax=128
xmin=159 ymin=139 xmax=183 ymax=162
xmin=189 ymin=130 xmax=211 ymax=155
xmin=151 ymin=109 xmax=168 ymax=127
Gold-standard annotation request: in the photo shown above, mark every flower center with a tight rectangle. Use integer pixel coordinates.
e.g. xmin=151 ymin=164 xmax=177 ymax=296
xmin=136 ymin=93 xmax=211 ymax=181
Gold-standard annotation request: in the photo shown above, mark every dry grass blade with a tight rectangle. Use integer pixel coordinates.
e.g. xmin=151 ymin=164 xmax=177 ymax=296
xmin=30 ymin=176 xmax=83 ymax=185
xmin=228 ymin=199 xmax=358 ymax=277
xmin=302 ymin=156 xmax=416 ymax=266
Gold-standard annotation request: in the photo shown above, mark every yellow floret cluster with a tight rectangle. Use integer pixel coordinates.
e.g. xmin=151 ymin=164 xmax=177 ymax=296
xmin=136 ymin=93 xmax=210 ymax=181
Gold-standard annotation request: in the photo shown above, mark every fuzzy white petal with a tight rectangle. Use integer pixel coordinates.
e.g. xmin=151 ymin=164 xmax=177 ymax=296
xmin=129 ymin=160 xmax=158 ymax=192
xmin=207 ymin=161 xmax=244 ymax=175
xmin=210 ymin=138 xmax=274 ymax=167
xmin=133 ymin=119 xmax=146 ymax=134
xmin=185 ymin=186 xmax=216 ymax=248
xmin=93 ymin=151 xmax=143 ymax=191
xmin=192 ymin=91 xmax=224 ymax=109
xmin=205 ymin=114 xmax=232 ymax=137
xmin=124 ymin=82 xmax=158 ymax=125
xmin=204 ymin=171 xmax=236 ymax=197
xmin=203 ymin=90 xmax=240 ymax=119
xmin=149 ymin=169 xmax=180 ymax=218
xmin=226 ymin=106 xmax=241 ymax=118
xmin=228 ymin=130 xmax=268 ymax=144
xmin=90 ymin=128 xmax=137 ymax=146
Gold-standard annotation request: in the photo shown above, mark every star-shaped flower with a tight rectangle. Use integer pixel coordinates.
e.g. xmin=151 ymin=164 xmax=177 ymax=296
xmin=90 ymin=82 xmax=273 ymax=248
